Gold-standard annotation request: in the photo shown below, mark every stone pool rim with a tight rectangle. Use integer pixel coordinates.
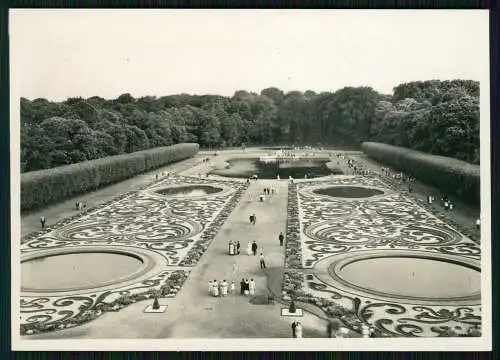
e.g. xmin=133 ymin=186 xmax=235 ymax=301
xmin=300 ymin=183 xmax=391 ymax=201
xmin=21 ymin=245 xmax=168 ymax=296
xmin=313 ymin=250 xmax=481 ymax=306
xmin=142 ymin=182 xmax=234 ymax=200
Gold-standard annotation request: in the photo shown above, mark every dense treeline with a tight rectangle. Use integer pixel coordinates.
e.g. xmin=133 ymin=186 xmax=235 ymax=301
xmin=21 ymin=79 xmax=479 ymax=172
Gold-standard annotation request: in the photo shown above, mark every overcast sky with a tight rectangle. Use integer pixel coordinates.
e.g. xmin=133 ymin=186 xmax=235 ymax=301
xmin=10 ymin=9 xmax=489 ymax=101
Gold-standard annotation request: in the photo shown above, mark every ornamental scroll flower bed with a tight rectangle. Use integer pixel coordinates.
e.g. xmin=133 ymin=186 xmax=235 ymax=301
xmin=20 ymin=175 xmax=248 ymax=336
xmin=281 ymin=175 xmax=482 ymax=338
xmin=21 ymin=269 xmax=190 ymax=335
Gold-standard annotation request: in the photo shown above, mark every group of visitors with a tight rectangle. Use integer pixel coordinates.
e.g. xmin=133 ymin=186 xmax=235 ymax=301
xmin=75 ymin=201 xmax=87 ymax=210
xmin=441 ymin=195 xmax=455 ymax=211
xmin=252 ymin=187 xmax=276 ymax=202
xmin=228 ymin=240 xmax=241 ymax=255
xmin=208 ymin=280 xmax=234 ymax=297
xmin=228 ymin=239 xmax=268 ymax=268
xmin=207 ymin=278 xmax=260 ymax=298
xmin=291 ymin=321 xmax=303 ymax=338
xmin=240 ymin=278 xmax=257 ymax=296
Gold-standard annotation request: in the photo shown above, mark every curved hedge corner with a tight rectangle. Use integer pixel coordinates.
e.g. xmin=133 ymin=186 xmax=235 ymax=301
xmin=361 ymin=142 xmax=480 ymax=205
xmin=21 ymin=143 xmax=199 ymax=211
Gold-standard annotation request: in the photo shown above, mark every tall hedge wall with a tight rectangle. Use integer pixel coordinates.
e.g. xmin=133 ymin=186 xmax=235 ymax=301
xmin=361 ymin=142 xmax=480 ymax=205
xmin=21 ymin=143 xmax=199 ymax=212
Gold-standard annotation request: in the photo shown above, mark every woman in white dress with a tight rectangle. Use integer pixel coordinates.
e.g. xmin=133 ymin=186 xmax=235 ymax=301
xmin=295 ymin=322 xmax=303 ymax=338
xmin=230 ymin=281 xmax=235 ymax=294
xmin=221 ymin=280 xmax=228 ymax=297
xmin=247 ymin=241 xmax=252 ymax=256
xmin=212 ymin=282 xmax=219 ymax=297
xmin=249 ymin=278 xmax=256 ymax=296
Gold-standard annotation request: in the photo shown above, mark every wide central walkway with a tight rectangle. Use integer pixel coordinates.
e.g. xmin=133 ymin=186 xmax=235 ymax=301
xmin=155 ymin=179 xmax=291 ymax=338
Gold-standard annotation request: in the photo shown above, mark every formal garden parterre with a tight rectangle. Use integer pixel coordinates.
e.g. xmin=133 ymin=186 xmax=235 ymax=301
xmin=20 ymin=175 xmax=248 ymax=335
xmin=282 ymin=176 xmax=481 ymax=338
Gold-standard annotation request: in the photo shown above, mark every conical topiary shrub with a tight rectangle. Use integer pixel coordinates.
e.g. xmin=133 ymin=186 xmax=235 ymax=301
xmin=289 ymin=301 xmax=296 ymax=313
xmin=152 ymin=295 xmax=160 ymax=310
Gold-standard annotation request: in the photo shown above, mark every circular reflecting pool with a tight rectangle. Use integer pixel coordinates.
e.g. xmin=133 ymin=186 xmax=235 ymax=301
xmin=22 ymin=252 xmax=145 ymax=292
xmin=314 ymin=186 xmax=384 ymax=198
xmin=155 ymin=185 xmax=223 ymax=197
xmin=338 ymin=257 xmax=481 ymax=298
xmin=209 ymin=158 xmax=342 ymax=179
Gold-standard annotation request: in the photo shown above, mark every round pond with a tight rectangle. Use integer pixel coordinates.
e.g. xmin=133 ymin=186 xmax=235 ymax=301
xmin=313 ymin=186 xmax=384 ymax=198
xmin=22 ymin=252 xmax=146 ymax=292
xmin=155 ymin=185 xmax=223 ymax=197
xmin=336 ymin=257 xmax=481 ymax=299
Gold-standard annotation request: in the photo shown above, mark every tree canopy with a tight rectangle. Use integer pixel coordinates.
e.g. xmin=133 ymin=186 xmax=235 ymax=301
xmin=20 ymin=79 xmax=479 ymax=172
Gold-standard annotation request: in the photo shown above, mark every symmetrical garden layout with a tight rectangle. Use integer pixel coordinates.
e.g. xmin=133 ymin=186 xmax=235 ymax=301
xmin=20 ymin=171 xmax=481 ymax=338
xmin=283 ymin=176 xmax=481 ymax=337
xmin=20 ymin=176 xmax=247 ymax=335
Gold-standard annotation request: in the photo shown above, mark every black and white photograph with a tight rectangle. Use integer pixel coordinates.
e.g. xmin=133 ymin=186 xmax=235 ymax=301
xmin=9 ymin=9 xmax=491 ymax=351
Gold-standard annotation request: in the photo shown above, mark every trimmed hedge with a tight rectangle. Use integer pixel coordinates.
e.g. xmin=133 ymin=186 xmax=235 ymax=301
xmin=361 ymin=142 xmax=480 ymax=205
xmin=21 ymin=143 xmax=199 ymax=211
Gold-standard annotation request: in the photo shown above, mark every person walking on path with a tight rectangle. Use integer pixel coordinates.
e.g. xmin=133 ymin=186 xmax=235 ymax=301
xmin=218 ymin=280 xmax=224 ymax=297
xmin=240 ymin=278 xmax=245 ymax=295
xmin=232 ymin=261 xmax=237 ymax=274
xmin=247 ymin=241 xmax=253 ymax=256
xmin=244 ymin=279 xmax=250 ymax=296
xmin=295 ymin=322 xmax=303 ymax=338
xmin=476 ymin=217 xmax=481 ymax=230
xmin=259 ymin=253 xmax=266 ymax=269
xmin=252 ymin=241 xmax=258 ymax=256
xmin=249 ymin=278 xmax=256 ymax=296
xmin=212 ymin=281 xmax=219 ymax=297
xmin=291 ymin=322 xmax=297 ymax=338
xmin=279 ymin=232 xmax=285 ymax=246
xmin=40 ymin=216 xmax=46 ymax=229
xmin=249 ymin=214 xmax=253 ymax=224
xmin=236 ymin=241 xmax=241 ymax=255
xmin=230 ymin=281 xmax=235 ymax=294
